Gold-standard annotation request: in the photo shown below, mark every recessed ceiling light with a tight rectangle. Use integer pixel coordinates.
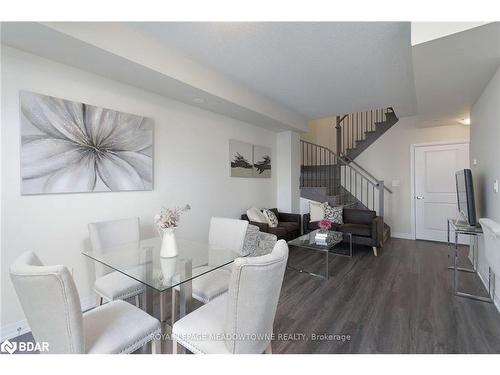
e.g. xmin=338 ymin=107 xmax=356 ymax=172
xmin=193 ymin=97 xmax=205 ymax=104
xmin=457 ymin=118 xmax=471 ymax=125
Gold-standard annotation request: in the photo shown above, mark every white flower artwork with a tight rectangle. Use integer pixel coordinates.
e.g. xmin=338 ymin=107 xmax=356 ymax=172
xmin=20 ymin=91 xmax=154 ymax=194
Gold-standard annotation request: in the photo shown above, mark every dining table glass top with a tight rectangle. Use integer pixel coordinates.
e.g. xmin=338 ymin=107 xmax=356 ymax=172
xmin=82 ymin=237 xmax=241 ymax=292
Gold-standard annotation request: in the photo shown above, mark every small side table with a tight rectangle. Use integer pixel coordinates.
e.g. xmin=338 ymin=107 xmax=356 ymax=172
xmin=447 ymin=218 xmax=492 ymax=303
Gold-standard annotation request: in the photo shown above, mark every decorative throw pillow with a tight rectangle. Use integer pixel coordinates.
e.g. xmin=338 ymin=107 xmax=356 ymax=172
xmin=324 ymin=204 xmax=343 ymax=224
xmin=241 ymin=224 xmax=260 ymax=256
xmin=309 ymin=201 xmax=327 ymax=222
xmin=262 ymin=209 xmax=279 ymax=228
xmin=246 ymin=207 xmax=267 ymax=223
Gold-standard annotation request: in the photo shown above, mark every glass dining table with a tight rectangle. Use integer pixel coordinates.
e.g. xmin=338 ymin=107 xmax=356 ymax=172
xmin=82 ymin=236 xmax=241 ymax=351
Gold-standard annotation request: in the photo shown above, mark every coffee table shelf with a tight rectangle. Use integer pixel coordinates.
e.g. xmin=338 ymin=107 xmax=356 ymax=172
xmin=287 ymin=230 xmax=352 ymax=280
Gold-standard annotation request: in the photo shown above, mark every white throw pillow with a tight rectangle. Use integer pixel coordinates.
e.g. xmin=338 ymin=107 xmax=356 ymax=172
xmin=309 ymin=201 xmax=327 ymax=222
xmin=262 ymin=209 xmax=279 ymax=228
xmin=246 ymin=207 xmax=267 ymax=223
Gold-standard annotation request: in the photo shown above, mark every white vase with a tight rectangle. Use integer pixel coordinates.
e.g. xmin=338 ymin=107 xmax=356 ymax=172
xmin=160 ymin=228 xmax=178 ymax=258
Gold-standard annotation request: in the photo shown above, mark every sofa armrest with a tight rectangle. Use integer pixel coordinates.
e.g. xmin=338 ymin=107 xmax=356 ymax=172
xmin=278 ymin=212 xmax=301 ymax=225
xmin=303 ymin=213 xmax=312 ymax=234
xmin=372 ymin=216 xmax=384 ymax=247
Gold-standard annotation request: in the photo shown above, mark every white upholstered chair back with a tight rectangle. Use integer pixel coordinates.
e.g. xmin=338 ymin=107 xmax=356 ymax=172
xmin=224 ymin=239 xmax=288 ymax=354
xmin=9 ymin=251 xmax=84 ymax=353
xmin=209 ymin=217 xmax=249 ymax=254
xmin=479 ymin=218 xmax=500 ymax=277
xmin=88 ymin=217 xmax=140 ymax=278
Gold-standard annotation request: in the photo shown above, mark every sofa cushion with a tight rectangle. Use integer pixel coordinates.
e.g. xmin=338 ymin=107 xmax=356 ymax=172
xmin=324 ymin=204 xmax=343 ymax=224
xmin=269 ymin=208 xmax=280 ymax=218
xmin=343 ymin=208 xmax=376 ymax=225
xmin=337 ymin=223 xmax=371 ymax=237
xmin=246 ymin=207 xmax=267 ymax=223
xmin=309 ymin=201 xmax=326 ymax=222
xmin=277 ymin=222 xmax=299 ymax=232
xmin=263 ymin=209 xmax=279 ymax=228
xmin=268 ymin=226 xmax=287 ymax=238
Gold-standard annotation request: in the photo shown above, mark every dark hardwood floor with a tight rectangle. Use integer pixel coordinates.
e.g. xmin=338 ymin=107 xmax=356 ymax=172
xmin=274 ymin=238 xmax=500 ymax=353
xmin=9 ymin=238 xmax=500 ymax=354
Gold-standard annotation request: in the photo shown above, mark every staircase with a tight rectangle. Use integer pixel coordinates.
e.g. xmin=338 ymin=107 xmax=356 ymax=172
xmin=337 ymin=107 xmax=398 ymax=160
xmin=300 ymin=107 xmax=398 ymax=242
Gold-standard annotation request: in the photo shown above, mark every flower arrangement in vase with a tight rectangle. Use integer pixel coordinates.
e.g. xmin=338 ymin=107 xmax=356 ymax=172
xmin=154 ymin=204 xmax=190 ymax=258
xmin=318 ymin=219 xmax=332 ymax=233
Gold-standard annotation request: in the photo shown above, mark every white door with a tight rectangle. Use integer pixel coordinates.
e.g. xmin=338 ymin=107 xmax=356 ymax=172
xmin=414 ymin=143 xmax=469 ymax=242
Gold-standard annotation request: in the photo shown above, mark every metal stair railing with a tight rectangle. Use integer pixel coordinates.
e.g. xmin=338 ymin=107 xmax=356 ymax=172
xmin=336 ymin=107 xmax=395 ymax=156
xmin=300 ymin=140 xmax=388 ymax=217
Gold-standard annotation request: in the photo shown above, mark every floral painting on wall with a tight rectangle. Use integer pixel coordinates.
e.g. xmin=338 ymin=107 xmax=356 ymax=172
xmin=253 ymin=145 xmax=271 ymax=178
xmin=229 ymin=139 xmax=253 ymax=178
xmin=229 ymin=139 xmax=271 ymax=178
xmin=20 ymin=91 xmax=153 ymax=194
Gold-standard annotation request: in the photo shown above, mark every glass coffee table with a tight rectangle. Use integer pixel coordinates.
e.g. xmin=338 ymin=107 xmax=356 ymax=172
xmin=287 ymin=229 xmax=352 ymax=280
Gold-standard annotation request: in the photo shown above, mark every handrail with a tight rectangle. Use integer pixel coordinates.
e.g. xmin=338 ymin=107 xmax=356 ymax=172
xmin=300 ymin=140 xmax=386 ymax=216
xmin=341 ymin=154 xmax=393 ymax=194
xmin=336 ymin=107 xmax=394 ymax=157
xmin=301 ymin=140 xmax=379 ymax=189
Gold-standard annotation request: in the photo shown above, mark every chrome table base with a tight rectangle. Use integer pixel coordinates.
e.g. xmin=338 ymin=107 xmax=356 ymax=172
xmin=447 ymin=218 xmax=493 ymax=303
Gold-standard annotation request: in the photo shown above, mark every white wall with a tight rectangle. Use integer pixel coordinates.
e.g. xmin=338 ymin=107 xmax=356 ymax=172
xmin=411 ymin=22 xmax=490 ymax=46
xmin=470 ymin=65 xmax=500 ymax=309
xmin=301 ymin=117 xmax=337 ymax=152
xmin=354 ymin=116 xmax=470 ymax=238
xmin=276 ymin=131 xmax=301 ymax=214
xmin=0 ymin=46 xmax=278 ymax=338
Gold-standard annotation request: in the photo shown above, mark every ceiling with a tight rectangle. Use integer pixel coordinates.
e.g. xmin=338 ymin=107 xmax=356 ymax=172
xmin=412 ymin=22 xmax=500 ymax=126
xmin=3 ymin=22 xmax=499 ymax=130
xmin=130 ymin=22 xmax=418 ymax=119
xmin=1 ymin=22 xmax=308 ymax=132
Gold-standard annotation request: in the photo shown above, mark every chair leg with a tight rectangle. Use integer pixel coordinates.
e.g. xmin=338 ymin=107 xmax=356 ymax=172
xmin=265 ymin=343 xmax=272 ymax=354
xmin=151 ymin=339 xmax=161 ymax=354
xmin=141 ymin=291 xmax=147 ymax=310
xmin=171 ymin=289 xmax=176 ymax=325
xmin=172 ymin=338 xmax=178 ymax=354
xmin=372 ymin=247 xmax=378 ymax=257
xmin=135 ymin=294 xmax=140 ymax=308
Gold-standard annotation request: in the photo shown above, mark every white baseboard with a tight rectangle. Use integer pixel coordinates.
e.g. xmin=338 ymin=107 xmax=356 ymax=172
xmin=1 ymin=320 xmax=31 ymax=341
xmin=1 ymin=295 xmax=97 ymax=341
xmin=391 ymin=232 xmax=414 ymax=240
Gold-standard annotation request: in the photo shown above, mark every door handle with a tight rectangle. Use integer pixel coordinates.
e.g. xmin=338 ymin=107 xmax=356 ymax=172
xmin=416 ymin=196 xmax=424 ymax=200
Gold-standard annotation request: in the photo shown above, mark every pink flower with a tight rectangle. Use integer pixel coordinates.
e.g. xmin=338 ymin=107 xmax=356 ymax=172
xmin=319 ymin=219 xmax=332 ymax=230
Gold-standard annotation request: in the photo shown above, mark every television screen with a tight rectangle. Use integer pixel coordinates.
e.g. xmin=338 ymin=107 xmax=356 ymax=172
xmin=455 ymin=169 xmax=477 ymax=226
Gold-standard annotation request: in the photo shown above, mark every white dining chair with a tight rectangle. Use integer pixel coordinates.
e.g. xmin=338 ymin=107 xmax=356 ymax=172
xmin=171 ymin=239 xmax=289 ymax=354
xmin=88 ymin=217 xmax=146 ymax=307
xmin=10 ymin=251 xmax=161 ymax=354
xmin=171 ymin=219 xmax=259 ymax=323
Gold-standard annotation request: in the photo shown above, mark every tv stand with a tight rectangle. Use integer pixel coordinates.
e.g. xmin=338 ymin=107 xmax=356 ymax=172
xmin=447 ymin=218 xmax=493 ymax=303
